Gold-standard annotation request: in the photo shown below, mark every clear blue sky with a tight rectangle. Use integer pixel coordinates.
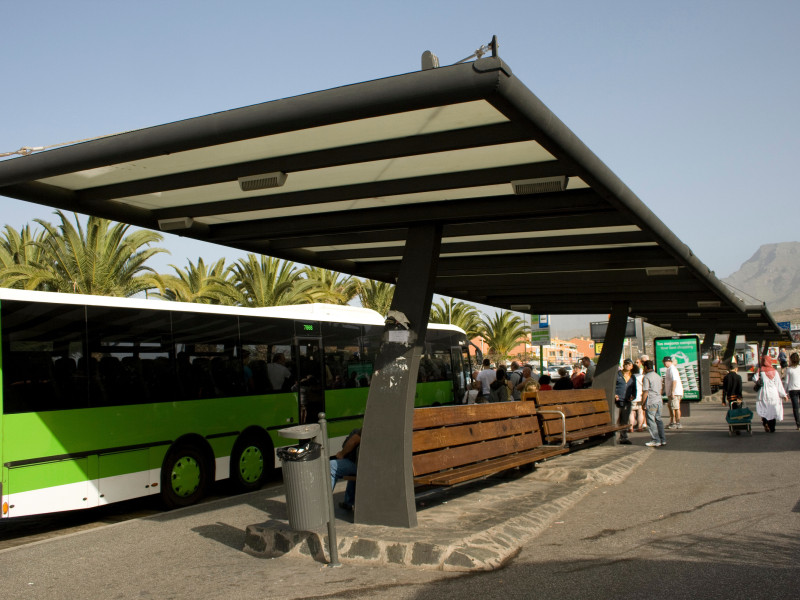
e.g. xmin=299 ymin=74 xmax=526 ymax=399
xmin=1 ymin=0 xmax=798 ymax=284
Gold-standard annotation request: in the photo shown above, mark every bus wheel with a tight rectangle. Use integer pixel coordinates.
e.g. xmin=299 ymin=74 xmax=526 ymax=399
xmin=161 ymin=443 xmax=209 ymax=509
xmin=230 ymin=432 xmax=272 ymax=492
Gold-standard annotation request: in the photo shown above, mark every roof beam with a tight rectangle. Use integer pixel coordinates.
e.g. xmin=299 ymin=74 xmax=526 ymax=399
xmin=77 ymin=123 xmax=532 ymax=201
xmin=314 ymin=230 xmax=653 ymax=260
xmin=152 ymin=161 xmax=572 ymax=220
xmin=206 ymin=188 xmax=611 ymax=243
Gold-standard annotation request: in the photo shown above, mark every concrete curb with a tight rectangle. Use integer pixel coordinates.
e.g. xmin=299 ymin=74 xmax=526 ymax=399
xmin=243 ymin=446 xmax=652 ymax=571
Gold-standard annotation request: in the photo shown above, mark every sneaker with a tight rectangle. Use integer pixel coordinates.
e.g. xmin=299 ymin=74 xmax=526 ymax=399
xmin=338 ymin=501 xmax=354 ymax=512
xmin=667 ymin=423 xmax=677 ymax=429
xmin=619 ymin=439 xmax=632 ymax=445
xmin=660 ymin=441 xmax=667 ymax=446
xmin=645 ymin=441 xmax=660 ymax=447
xmin=676 ymin=423 xmax=682 ymax=429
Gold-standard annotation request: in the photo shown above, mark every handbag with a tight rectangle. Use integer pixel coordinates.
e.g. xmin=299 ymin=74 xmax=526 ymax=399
xmin=753 ymin=369 xmax=763 ymax=392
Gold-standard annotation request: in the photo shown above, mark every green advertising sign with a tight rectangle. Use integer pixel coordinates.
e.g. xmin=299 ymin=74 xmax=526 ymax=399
xmin=653 ymin=336 xmax=701 ymax=401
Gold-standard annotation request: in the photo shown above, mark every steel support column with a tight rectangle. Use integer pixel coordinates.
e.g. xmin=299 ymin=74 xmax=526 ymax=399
xmin=354 ymin=223 xmax=442 ymax=527
xmin=593 ymin=302 xmax=629 ymax=419
xmin=722 ymin=332 xmax=738 ymax=367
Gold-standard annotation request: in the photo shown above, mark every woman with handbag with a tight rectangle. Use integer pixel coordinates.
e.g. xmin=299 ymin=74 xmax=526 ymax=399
xmin=754 ymin=355 xmax=788 ymax=433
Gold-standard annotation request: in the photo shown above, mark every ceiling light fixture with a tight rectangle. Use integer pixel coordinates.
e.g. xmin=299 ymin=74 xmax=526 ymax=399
xmin=511 ymin=176 xmax=567 ymax=195
xmin=645 ymin=266 xmax=679 ymax=276
xmin=158 ymin=217 xmax=194 ymax=231
xmin=238 ymin=171 xmax=287 ymax=192
xmin=696 ymin=300 xmax=721 ymax=308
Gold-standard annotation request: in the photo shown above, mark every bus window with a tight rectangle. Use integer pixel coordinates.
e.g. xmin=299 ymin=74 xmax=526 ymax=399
xmin=322 ymin=322 xmax=364 ymax=389
xmin=1 ymin=300 xmax=88 ymax=413
xmin=86 ymin=306 xmax=174 ymax=406
xmin=239 ymin=316 xmax=294 ymax=394
xmin=172 ymin=312 xmax=241 ymax=399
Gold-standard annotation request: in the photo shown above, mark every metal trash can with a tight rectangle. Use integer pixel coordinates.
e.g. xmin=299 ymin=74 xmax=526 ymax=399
xmin=277 ymin=439 xmax=327 ymax=531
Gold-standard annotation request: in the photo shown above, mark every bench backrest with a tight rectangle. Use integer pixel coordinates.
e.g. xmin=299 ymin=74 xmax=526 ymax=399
xmin=411 ymin=402 xmax=544 ymax=478
xmin=527 ymin=389 xmax=612 ymax=438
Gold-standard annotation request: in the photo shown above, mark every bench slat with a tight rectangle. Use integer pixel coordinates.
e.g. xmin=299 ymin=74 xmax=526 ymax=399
xmin=413 ymin=402 xmax=537 ymax=429
xmin=533 ymin=389 xmax=625 ymax=446
xmin=535 ymin=400 xmax=611 ymax=418
xmin=415 ymin=446 xmax=568 ymax=486
xmin=413 ymin=431 xmax=543 ymax=476
xmin=541 ymin=412 xmax=612 ymax=435
xmin=535 ymin=389 xmax=608 ymax=406
xmin=412 ymin=415 xmax=539 ymax=452
xmin=546 ymin=423 xmax=628 ymax=443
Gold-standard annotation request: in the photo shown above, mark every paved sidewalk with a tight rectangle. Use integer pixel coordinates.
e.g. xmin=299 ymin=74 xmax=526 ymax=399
xmin=244 ymin=443 xmax=650 ymax=571
xmin=1 ymin=393 xmax=797 ymax=600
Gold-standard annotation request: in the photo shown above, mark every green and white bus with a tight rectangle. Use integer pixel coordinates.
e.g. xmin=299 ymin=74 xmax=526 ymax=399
xmin=0 ymin=288 xmax=476 ymax=518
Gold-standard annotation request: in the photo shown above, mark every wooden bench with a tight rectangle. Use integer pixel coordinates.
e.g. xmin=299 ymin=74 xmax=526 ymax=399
xmin=523 ymin=389 xmax=628 ymax=446
xmin=410 ymin=401 xmax=568 ymax=486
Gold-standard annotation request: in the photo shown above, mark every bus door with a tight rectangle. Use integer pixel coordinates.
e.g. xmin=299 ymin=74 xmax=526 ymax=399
xmin=450 ymin=346 xmax=468 ymax=404
xmin=294 ymin=337 xmax=325 ymax=424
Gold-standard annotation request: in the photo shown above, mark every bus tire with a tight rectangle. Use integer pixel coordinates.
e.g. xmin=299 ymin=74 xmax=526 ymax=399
xmin=161 ymin=442 xmax=210 ymax=509
xmin=230 ymin=431 xmax=272 ymax=492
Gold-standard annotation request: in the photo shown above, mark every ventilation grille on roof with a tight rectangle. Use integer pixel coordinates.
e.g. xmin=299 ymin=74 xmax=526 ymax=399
xmin=238 ymin=172 xmax=288 ymax=192
xmin=512 ymin=176 xmax=568 ymax=195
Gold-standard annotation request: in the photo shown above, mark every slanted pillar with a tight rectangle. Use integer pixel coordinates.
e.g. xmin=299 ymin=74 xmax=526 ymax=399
xmin=700 ymin=326 xmax=716 ymax=399
xmin=592 ymin=302 xmax=629 ymax=417
xmin=722 ymin=332 xmax=738 ymax=367
xmin=354 ymin=223 xmax=442 ymax=528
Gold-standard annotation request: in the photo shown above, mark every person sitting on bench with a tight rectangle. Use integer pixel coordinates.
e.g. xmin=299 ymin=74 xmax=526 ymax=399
xmin=329 ymin=428 xmax=360 ymax=511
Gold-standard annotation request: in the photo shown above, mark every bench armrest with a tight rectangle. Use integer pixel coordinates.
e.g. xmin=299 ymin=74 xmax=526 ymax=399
xmin=537 ymin=409 xmax=567 ymax=447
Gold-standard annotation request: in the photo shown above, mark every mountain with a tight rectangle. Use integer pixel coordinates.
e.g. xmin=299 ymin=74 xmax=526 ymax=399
xmin=723 ymin=242 xmax=800 ymax=312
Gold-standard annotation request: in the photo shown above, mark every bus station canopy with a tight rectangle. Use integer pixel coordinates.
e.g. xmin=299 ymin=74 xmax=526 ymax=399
xmin=0 ymin=56 xmax=787 ymax=342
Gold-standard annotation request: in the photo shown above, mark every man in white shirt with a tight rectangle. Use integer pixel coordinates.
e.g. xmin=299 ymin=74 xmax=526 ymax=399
xmin=663 ymin=356 xmax=684 ymax=429
xmin=476 ymin=358 xmax=496 ymax=401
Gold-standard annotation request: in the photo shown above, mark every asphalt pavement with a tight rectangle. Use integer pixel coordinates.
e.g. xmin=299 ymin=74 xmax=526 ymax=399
xmin=1 ymin=388 xmax=798 ymax=600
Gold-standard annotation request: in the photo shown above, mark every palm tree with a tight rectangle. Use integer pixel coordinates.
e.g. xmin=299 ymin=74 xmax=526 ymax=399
xmin=224 ymin=254 xmax=316 ymax=307
xmin=301 ymin=266 xmax=358 ymax=305
xmin=355 ymin=279 xmax=394 ymax=316
xmin=1 ymin=211 xmax=167 ymax=297
xmin=154 ymin=257 xmax=235 ymax=304
xmin=0 ymin=224 xmax=50 ymax=288
xmin=429 ymin=297 xmax=483 ymax=338
xmin=479 ymin=310 xmax=530 ymax=362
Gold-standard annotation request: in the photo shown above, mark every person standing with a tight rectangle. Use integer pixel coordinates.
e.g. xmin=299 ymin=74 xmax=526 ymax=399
xmin=663 ymin=356 xmax=684 ymax=429
xmin=516 ymin=366 xmax=539 ymax=398
xmin=778 ymin=349 xmax=788 ymax=376
xmin=507 ymin=361 xmax=524 ymax=401
xmin=489 ymin=367 xmax=511 ymax=402
xmin=784 ymin=352 xmax=800 ymax=430
xmin=721 ymin=361 xmax=743 ymax=408
xmin=553 ymin=367 xmax=574 ymax=390
xmin=580 ymin=356 xmax=596 ymax=388
xmin=754 ymin=355 xmax=788 ymax=433
xmin=614 ymin=359 xmax=636 ymax=445
xmin=629 ymin=363 xmax=645 ymax=432
xmin=642 ymin=360 xmax=666 ymax=447
xmin=570 ymin=362 xmax=585 ymax=389
xmin=476 ymin=358 xmax=496 ymax=401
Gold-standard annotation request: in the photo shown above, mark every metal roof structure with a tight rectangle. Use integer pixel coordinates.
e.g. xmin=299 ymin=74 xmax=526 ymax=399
xmin=0 ymin=53 xmax=786 ymax=342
